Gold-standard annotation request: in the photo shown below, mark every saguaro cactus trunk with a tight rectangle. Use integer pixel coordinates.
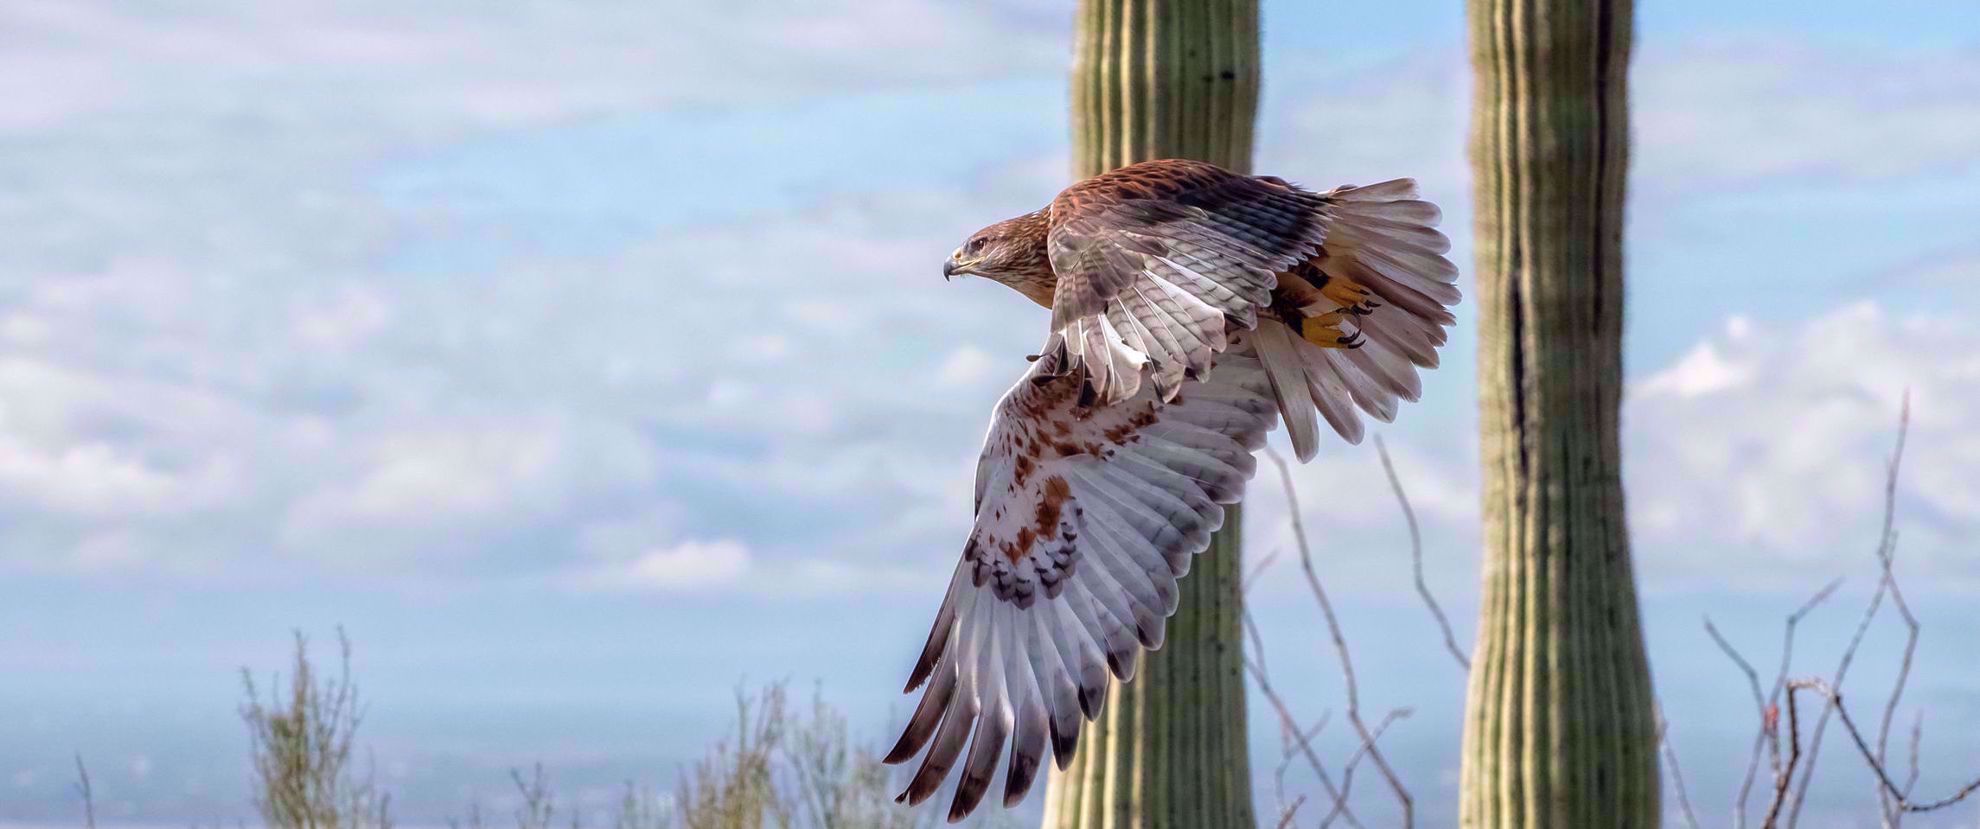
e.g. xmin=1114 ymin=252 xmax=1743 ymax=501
xmin=1457 ymin=0 xmax=1659 ymax=826
xmin=1039 ymin=1 xmax=1260 ymax=827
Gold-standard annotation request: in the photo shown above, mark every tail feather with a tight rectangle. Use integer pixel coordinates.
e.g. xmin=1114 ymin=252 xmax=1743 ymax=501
xmin=1254 ymin=319 xmax=1322 ymax=461
xmin=1248 ymin=177 xmax=1460 ymax=460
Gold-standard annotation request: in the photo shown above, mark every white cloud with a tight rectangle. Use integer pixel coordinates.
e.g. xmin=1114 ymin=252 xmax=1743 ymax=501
xmin=935 ymin=345 xmax=998 ymax=389
xmin=0 ymin=165 xmax=1028 ymax=584
xmin=1247 ymin=299 xmax=1980 ymax=596
xmin=598 ymin=539 xmax=753 ymax=592
xmin=2 ymin=3 xmax=1972 ymax=603
xmin=0 ymin=357 xmax=250 ymax=519
xmin=1634 ymin=41 xmax=1980 ymax=192
xmin=0 ymin=0 xmax=1064 ymax=136
xmin=1634 ymin=318 xmax=1757 ymax=398
xmin=1627 ymin=302 xmax=1980 ymax=586
xmin=1267 ymin=39 xmax=1980 ymax=204
xmin=565 ymin=538 xmax=931 ymax=596
xmin=277 ymin=416 xmax=663 ymax=570
xmin=1267 ymin=54 xmax=1468 ymax=192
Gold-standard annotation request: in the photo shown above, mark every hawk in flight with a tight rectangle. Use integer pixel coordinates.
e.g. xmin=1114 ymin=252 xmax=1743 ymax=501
xmin=886 ymin=158 xmax=1459 ymax=820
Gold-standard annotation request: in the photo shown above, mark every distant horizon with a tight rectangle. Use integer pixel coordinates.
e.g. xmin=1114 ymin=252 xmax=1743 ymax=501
xmin=7 ymin=587 xmax=1975 ymax=826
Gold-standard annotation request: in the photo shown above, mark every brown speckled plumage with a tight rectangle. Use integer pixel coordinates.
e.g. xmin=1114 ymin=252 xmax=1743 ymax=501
xmin=892 ymin=158 xmax=1462 ymax=819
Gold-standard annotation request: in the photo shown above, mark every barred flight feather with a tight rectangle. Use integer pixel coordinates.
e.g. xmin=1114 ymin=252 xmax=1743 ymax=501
xmin=884 ymin=334 xmax=1278 ymax=821
xmin=897 ymin=160 xmax=1462 ymax=819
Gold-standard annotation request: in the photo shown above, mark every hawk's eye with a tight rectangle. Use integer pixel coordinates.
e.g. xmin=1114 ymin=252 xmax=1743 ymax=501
xmin=968 ymin=237 xmax=988 ymax=254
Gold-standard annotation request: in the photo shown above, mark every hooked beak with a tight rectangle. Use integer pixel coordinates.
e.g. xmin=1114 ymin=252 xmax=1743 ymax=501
xmin=943 ymin=247 xmax=975 ymax=281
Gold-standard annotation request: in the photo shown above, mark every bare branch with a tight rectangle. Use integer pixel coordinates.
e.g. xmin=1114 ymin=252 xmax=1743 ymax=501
xmin=1708 ymin=576 xmax=1841 ymax=829
xmin=1267 ymin=449 xmax=1414 ymax=826
xmin=1244 ymin=602 xmax=1352 ymax=827
xmin=1242 ymin=645 xmax=1358 ymax=829
xmin=1903 ymin=710 xmax=1923 ymax=800
xmin=1783 ymin=679 xmax=1980 ymax=817
xmin=1658 ymin=711 xmax=1703 ymax=829
xmin=1243 ymin=603 xmax=1269 ymax=679
xmin=1787 ymin=397 xmax=1912 ymax=827
xmin=1373 ymin=436 xmax=1469 ymax=672
xmin=1768 ymin=578 xmax=1846 ymax=759
xmin=1246 ymin=599 xmax=1359 ymax=827
xmin=1319 ymin=708 xmax=1413 ymax=829
xmin=1705 ymin=614 xmax=1768 ymax=829
xmin=1760 ymin=674 xmax=1806 ymax=829
xmin=1875 ymin=394 xmax=1920 ymax=829
xmin=1244 ymin=546 xmax=1284 ymax=595
xmin=1273 ymin=716 xmax=1327 ymax=827
xmin=1875 ymin=571 xmax=1921 ymax=828
xmin=73 ymin=754 xmax=96 ymax=829
xmin=510 ymin=763 xmax=556 ymax=829
xmin=1274 ymin=796 xmax=1308 ymax=829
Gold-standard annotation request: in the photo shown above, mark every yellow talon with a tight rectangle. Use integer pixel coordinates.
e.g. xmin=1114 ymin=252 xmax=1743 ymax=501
xmin=1320 ymin=278 xmax=1381 ymax=315
xmin=1300 ymin=312 xmax=1363 ymax=349
xmin=1320 ymin=278 xmax=1369 ymax=306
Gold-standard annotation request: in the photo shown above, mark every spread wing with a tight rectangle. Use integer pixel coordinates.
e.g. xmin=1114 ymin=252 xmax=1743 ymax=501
xmin=1045 ymin=159 xmax=1458 ymax=417
xmin=883 ymin=334 xmax=1278 ymax=821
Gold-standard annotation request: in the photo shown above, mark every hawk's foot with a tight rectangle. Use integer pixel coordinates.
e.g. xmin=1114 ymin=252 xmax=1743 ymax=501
xmin=1321 ymin=278 xmax=1382 ymax=316
xmin=1301 ymin=311 xmax=1367 ymax=350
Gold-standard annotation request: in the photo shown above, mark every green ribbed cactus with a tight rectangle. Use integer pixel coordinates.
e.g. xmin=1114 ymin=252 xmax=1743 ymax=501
xmin=1040 ymin=1 xmax=1260 ymax=827
xmin=1458 ymin=0 xmax=1659 ymax=826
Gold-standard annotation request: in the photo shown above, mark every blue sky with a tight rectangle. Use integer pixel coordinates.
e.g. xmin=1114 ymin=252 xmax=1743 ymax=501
xmin=1 ymin=0 xmax=1977 ymax=826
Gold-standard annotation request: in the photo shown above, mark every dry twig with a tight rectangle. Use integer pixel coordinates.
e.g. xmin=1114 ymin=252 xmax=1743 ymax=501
xmin=1773 ymin=679 xmax=1980 ymax=822
xmin=1372 ymin=436 xmax=1469 ymax=671
xmin=1705 ymin=576 xmax=1841 ymax=829
xmin=1242 ymin=638 xmax=1358 ymax=829
xmin=1873 ymin=395 xmax=1920 ymax=828
xmin=1658 ymin=711 xmax=1703 ymax=829
xmin=1244 ymin=547 xmax=1284 ymax=595
xmin=1786 ymin=397 xmax=1912 ymax=827
xmin=1903 ymin=710 xmax=1924 ymax=804
xmin=73 ymin=754 xmax=96 ymax=829
xmin=1272 ymin=715 xmax=1330 ymax=825
xmin=1319 ymin=708 xmax=1412 ymax=829
xmin=1274 ymin=795 xmax=1308 ymax=829
xmin=1761 ymin=675 xmax=1807 ymax=829
xmin=1266 ymin=449 xmax=1414 ymax=827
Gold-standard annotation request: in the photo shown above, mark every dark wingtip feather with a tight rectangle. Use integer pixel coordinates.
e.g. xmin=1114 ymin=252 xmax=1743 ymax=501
xmin=881 ymin=732 xmax=921 ymax=766
xmin=1076 ymin=682 xmax=1103 ymax=719
xmin=949 ymin=773 xmax=991 ymax=823
xmin=885 ymin=667 xmax=958 ymax=765
xmin=905 ymin=587 xmax=960 ymax=693
xmin=948 ymin=712 xmax=1009 ymax=822
xmin=902 ymin=702 xmax=977 ymax=808
xmin=1049 ymin=717 xmax=1079 ymax=769
xmin=1004 ymin=749 xmax=1042 ymax=807
xmin=1106 ymin=646 xmax=1138 ymax=682
xmin=1136 ymin=615 xmax=1165 ymax=650
xmin=1003 ymin=706 xmax=1048 ymax=805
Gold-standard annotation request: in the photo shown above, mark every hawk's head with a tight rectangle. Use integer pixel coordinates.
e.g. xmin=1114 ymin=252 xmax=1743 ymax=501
xmin=943 ymin=210 xmax=1053 ymax=303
